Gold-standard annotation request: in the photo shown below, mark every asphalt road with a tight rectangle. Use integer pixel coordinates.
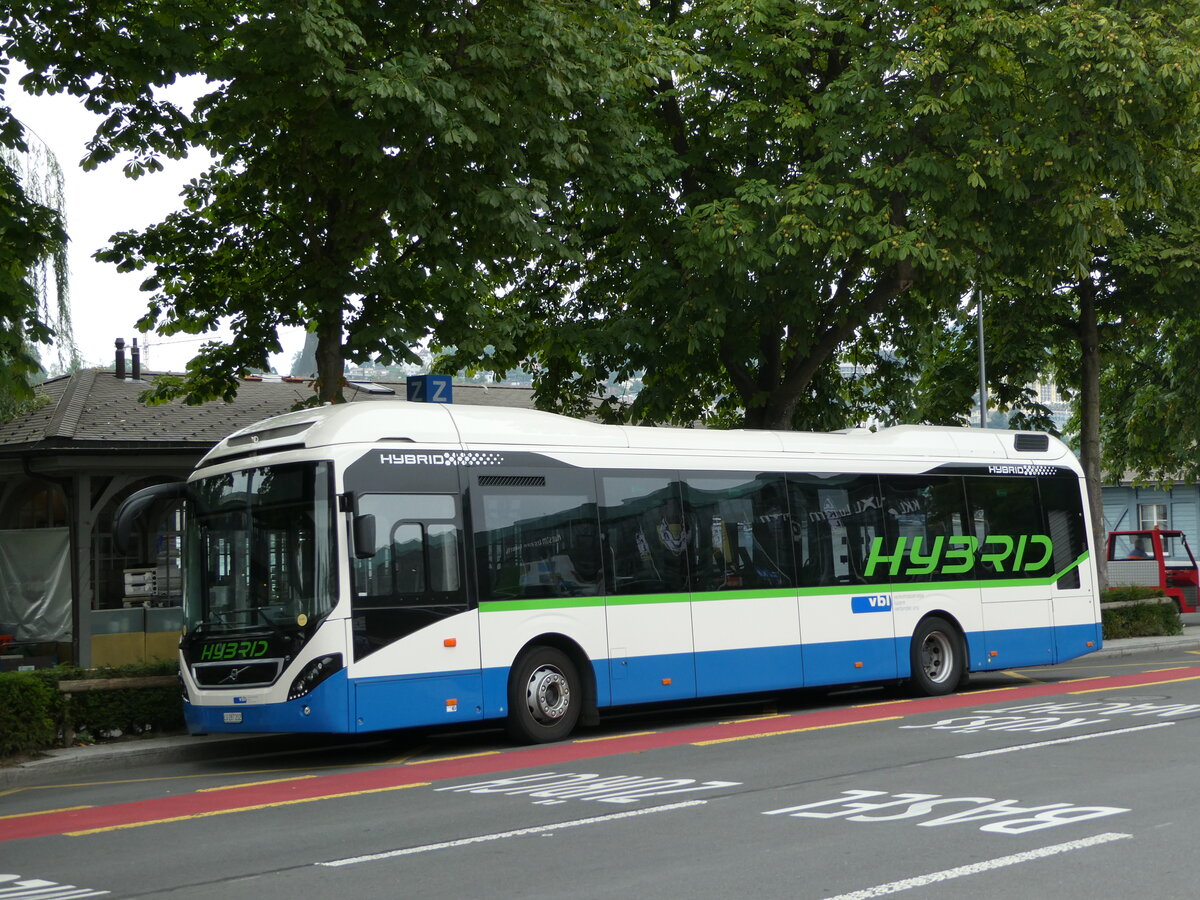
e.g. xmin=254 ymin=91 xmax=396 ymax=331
xmin=5 ymin=642 xmax=1200 ymax=900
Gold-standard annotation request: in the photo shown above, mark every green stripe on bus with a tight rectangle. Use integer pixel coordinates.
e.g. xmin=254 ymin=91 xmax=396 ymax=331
xmin=479 ymin=596 xmax=608 ymax=613
xmin=478 ymin=551 xmax=1091 ymax=613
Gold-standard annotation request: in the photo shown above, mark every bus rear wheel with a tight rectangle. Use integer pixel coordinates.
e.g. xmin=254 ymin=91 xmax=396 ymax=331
xmin=909 ymin=616 xmax=964 ymax=696
xmin=506 ymin=647 xmax=581 ymax=743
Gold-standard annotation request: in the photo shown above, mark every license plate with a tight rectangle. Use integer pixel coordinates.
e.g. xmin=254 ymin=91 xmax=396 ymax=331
xmin=223 ymin=712 xmax=243 ymax=724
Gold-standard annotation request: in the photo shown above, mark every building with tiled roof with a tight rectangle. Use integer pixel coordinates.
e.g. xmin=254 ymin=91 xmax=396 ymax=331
xmin=0 ymin=357 xmax=537 ymax=669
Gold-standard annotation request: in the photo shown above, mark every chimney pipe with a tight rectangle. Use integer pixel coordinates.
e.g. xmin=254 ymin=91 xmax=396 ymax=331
xmin=131 ymin=338 xmax=141 ymax=380
xmin=115 ymin=338 xmax=126 ymax=379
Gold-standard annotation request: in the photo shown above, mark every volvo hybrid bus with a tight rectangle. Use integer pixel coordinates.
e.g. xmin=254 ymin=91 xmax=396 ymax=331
xmin=115 ymin=401 xmax=1101 ymax=743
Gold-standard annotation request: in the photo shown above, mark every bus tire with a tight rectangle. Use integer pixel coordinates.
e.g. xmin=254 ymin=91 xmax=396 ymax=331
xmin=909 ymin=616 xmax=963 ymax=696
xmin=506 ymin=646 xmax=581 ymax=743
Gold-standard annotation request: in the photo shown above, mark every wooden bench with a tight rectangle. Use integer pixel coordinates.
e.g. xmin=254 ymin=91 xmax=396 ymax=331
xmin=58 ymin=675 xmax=178 ymax=745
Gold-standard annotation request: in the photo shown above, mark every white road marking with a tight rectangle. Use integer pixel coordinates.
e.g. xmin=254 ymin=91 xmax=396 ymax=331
xmin=956 ymin=722 xmax=1174 ymax=758
xmin=0 ymin=874 xmax=109 ymax=898
xmin=317 ymin=799 xmax=707 ymax=868
xmin=820 ymin=832 xmax=1132 ymax=899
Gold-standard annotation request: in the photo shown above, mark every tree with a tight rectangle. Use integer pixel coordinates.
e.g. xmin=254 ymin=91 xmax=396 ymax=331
xmin=4 ymin=0 xmax=677 ymax=404
xmin=1081 ymin=205 xmax=1200 ymax=487
xmin=437 ymin=0 xmax=1200 ymax=439
xmin=0 ymin=58 xmax=73 ymax=414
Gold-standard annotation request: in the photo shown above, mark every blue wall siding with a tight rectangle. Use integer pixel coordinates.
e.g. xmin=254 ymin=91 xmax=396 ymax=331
xmin=1102 ymin=484 xmax=1200 ymax=545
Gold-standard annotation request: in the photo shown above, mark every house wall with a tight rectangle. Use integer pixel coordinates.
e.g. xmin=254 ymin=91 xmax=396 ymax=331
xmin=0 ymin=454 xmax=198 ymax=668
xmin=1101 ymin=484 xmax=1200 ymax=552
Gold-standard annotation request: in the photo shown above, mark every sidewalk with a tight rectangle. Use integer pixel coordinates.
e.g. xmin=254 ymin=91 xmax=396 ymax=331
xmin=6 ymin=629 xmax=1200 ymax=790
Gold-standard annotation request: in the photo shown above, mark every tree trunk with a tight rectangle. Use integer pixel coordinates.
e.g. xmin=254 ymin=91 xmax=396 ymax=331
xmin=313 ymin=316 xmax=345 ymax=404
xmin=1076 ymin=276 xmax=1106 ymax=589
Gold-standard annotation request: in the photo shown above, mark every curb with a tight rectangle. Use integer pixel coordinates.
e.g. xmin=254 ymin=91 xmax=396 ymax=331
xmin=1090 ymin=634 xmax=1200 ymax=659
xmin=0 ymin=732 xmax=343 ymax=790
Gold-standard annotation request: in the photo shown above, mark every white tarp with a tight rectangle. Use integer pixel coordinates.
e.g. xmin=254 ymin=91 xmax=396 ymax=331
xmin=0 ymin=528 xmax=72 ymax=641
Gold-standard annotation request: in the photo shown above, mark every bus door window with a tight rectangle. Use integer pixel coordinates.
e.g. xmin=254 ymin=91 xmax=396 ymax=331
xmin=473 ymin=469 xmax=602 ymax=601
xmin=684 ymin=473 xmax=794 ymax=590
xmin=787 ymin=474 xmax=887 ymax=587
xmin=1036 ymin=473 xmax=1088 ymax=589
xmin=878 ymin=475 xmax=972 ymax=585
xmin=350 ymin=493 xmax=465 ymax=660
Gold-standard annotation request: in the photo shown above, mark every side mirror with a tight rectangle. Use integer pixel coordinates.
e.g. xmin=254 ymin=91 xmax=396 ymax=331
xmin=353 ymin=514 xmax=377 ymax=559
xmin=114 ymin=482 xmax=189 ymax=554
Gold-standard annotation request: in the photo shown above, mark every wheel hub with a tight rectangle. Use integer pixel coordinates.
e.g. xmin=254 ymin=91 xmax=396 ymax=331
xmin=526 ymin=666 xmax=570 ymax=722
xmin=921 ymin=631 xmax=953 ymax=683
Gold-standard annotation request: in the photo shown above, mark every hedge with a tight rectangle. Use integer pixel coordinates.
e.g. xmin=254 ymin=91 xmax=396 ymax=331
xmin=0 ymin=673 xmax=57 ymax=758
xmin=1102 ymin=585 xmax=1170 ymax=605
xmin=0 ymin=661 xmax=183 ymax=760
xmin=1101 ymin=599 xmax=1183 ymax=640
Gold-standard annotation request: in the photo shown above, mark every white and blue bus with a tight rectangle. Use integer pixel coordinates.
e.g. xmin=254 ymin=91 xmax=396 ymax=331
xmin=116 ymin=402 xmax=1101 ymax=743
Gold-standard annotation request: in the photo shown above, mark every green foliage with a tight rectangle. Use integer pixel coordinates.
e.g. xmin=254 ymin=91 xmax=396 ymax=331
xmin=0 ymin=662 xmax=182 ymax=760
xmin=1102 ymin=585 xmax=1171 ymax=604
xmin=0 ymin=671 xmax=57 ymax=757
xmin=0 ymin=63 xmax=72 ymax=410
xmin=1101 ymin=600 xmax=1182 ymax=640
xmin=9 ymin=0 xmax=1200 ymax=462
xmin=437 ymin=0 xmax=1200 ymax=432
xmin=5 ymin=0 xmax=677 ymax=404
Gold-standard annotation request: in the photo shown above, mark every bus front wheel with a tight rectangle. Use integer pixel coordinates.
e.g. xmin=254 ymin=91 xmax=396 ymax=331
xmin=909 ymin=617 xmax=964 ymax=696
xmin=506 ymin=647 xmax=581 ymax=743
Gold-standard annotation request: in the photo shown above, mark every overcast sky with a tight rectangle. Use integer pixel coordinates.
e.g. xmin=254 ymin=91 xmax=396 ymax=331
xmin=4 ymin=67 xmax=304 ymax=375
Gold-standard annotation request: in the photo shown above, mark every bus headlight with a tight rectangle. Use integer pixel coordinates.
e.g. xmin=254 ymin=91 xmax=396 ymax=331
xmin=288 ymin=654 xmax=343 ymax=701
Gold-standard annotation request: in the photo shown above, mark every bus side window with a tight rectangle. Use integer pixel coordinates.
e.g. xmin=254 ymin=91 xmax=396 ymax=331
xmin=473 ymin=469 xmax=602 ymax=602
xmin=788 ymin=473 xmax=887 ymax=587
xmin=684 ymin=473 xmax=794 ymax=591
xmin=599 ymin=474 xmax=690 ymax=595
xmin=879 ymin=474 xmax=971 ymax=584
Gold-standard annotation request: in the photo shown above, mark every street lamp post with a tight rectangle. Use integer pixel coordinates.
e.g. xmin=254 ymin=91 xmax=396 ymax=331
xmin=977 ymin=286 xmax=987 ymax=429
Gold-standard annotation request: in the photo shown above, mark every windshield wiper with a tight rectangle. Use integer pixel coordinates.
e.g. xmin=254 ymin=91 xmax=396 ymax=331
xmin=253 ymin=608 xmax=283 ymax=629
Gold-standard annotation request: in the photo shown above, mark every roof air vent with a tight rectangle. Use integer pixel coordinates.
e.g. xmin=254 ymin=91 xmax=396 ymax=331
xmin=1013 ymin=433 xmax=1050 ymax=452
xmin=227 ymin=421 xmax=314 ymax=447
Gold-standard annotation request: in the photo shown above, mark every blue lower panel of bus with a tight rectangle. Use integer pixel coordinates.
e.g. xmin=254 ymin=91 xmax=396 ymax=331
xmin=694 ymin=645 xmax=803 ymax=696
xmin=1053 ymin=621 xmax=1104 ymax=663
xmin=975 ymin=626 xmax=1054 ymax=671
xmin=185 ymin=670 xmax=353 ymax=734
xmin=968 ymin=622 xmax=1102 ymax=672
xmin=802 ymin=637 xmax=899 ymax=687
xmin=353 ymin=670 xmax=485 ymax=732
xmin=609 ymin=651 xmax=698 ymax=705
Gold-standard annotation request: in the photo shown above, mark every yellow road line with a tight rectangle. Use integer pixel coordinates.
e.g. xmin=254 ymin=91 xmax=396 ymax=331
xmin=693 ymin=716 xmax=903 ymax=746
xmin=383 ymin=743 xmax=431 ymax=766
xmin=1070 ymin=673 xmax=1200 ymax=695
xmin=854 ymin=697 xmax=919 ymax=708
xmin=999 ymin=670 xmax=1042 ymax=683
xmin=66 ymin=782 xmax=430 ymax=836
xmin=572 ymin=731 xmax=657 ymax=743
xmin=404 ymin=751 xmax=501 ymax=765
xmin=198 ymin=775 xmax=318 ymax=792
xmin=0 ymin=754 xmax=432 ymax=799
xmin=0 ymin=805 xmax=91 ymax=821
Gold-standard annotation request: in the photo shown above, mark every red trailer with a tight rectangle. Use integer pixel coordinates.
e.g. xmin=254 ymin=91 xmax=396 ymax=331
xmin=1106 ymin=529 xmax=1200 ymax=613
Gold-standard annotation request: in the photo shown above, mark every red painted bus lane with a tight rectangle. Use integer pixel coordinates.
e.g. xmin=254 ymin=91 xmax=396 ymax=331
xmin=3 ymin=666 xmax=1198 ymax=843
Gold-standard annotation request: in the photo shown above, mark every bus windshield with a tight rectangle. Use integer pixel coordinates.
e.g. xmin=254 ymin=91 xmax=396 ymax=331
xmin=184 ymin=461 xmax=337 ymax=635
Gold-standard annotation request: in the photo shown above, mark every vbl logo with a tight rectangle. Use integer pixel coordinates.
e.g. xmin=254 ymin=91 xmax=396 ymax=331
xmin=851 ymin=594 xmax=893 ymax=614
